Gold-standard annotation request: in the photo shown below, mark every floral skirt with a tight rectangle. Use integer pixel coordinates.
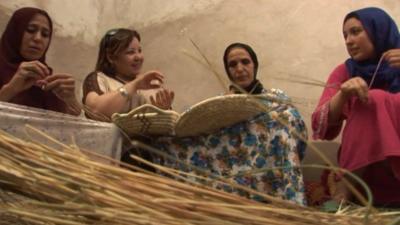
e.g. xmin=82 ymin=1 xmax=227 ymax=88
xmin=154 ymin=100 xmax=308 ymax=205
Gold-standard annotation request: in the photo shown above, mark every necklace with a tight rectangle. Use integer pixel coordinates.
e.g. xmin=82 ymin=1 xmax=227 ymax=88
xmin=114 ymin=75 xmax=129 ymax=84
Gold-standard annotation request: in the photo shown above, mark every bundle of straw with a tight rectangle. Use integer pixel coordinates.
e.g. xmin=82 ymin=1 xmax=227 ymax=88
xmin=0 ymin=128 xmax=398 ymax=225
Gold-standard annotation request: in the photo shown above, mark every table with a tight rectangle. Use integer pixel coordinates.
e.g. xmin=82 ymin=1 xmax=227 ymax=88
xmin=0 ymin=102 xmax=122 ymax=160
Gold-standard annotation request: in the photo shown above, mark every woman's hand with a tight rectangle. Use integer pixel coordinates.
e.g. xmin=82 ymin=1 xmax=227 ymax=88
xmin=150 ymin=88 xmax=174 ymax=110
xmin=125 ymin=70 xmax=174 ymax=109
xmin=328 ymin=77 xmax=368 ymax=125
xmin=42 ymin=73 xmax=81 ymax=115
xmin=8 ymin=60 xmax=50 ymax=92
xmin=129 ymin=70 xmax=164 ymax=90
xmin=339 ymin=77 xmax=369 ymax=103
xmin=43 ymin=73 xmax=77 ymax=103
xmin=383 ymin=49 xmax=400 ymax=68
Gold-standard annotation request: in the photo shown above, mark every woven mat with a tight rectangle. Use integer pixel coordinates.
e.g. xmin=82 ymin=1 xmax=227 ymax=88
xmin=175 ymin=94 xmax=268 ymax=137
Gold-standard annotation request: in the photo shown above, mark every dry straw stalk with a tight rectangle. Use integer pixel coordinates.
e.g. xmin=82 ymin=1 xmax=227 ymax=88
xmin=0 ymin=127 xmax=398 ymax=225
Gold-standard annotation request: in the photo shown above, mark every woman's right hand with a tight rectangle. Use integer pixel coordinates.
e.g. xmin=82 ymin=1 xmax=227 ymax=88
xmin=328 ymin=77 xmax=368 ymax=125
xmin=339 ymin=77 xmax=369 ymax=103
xmin=128 ymin=70 xmax=164 ymax=90
xmin=8 ymin=60 xmax=50 ymax=92
xmin=383 ymin=49 xmax=400 ymax=68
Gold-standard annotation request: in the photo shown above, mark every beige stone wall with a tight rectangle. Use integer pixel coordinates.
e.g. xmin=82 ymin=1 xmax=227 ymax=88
xmin=1 ymin=0 xmax=399 ymax=178
xmin=2 ymin=0 xmax=398 ymax=117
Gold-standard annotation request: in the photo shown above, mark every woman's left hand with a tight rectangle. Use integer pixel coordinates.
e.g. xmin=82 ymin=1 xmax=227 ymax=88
xmin=150 ymin=88 xmax=174 ymax=110
xmin=383 ymin=49 xmax=400 ymax=68
xmin=42 ymin=73 xmax=81 ymax=115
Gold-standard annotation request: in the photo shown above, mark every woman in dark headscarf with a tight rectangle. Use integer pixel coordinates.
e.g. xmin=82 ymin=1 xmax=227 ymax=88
xmin=223 ymin=42 xmax=264 ymax=94
xmin=155 ymin=43 xmax=308 ymax=205
xmin=0 ymin=7 xmax=80 ymax=115
xmin=312 ymin=7 xmax=400 ymax=206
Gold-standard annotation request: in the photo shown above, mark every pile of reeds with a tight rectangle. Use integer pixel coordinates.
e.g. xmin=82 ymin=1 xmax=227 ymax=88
xmin=0 ymin=128 xmax=398 ymax=225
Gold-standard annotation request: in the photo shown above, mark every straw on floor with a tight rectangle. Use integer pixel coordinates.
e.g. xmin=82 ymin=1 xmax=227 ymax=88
xmin=0 ymin=127 xmax=399 ymax=225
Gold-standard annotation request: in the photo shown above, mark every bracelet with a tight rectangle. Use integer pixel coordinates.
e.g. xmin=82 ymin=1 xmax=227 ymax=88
xmin=118 ymin=87 xmax=130 ymax=100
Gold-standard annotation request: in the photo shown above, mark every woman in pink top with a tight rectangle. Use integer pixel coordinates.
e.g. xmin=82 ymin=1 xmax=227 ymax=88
xmin=312 ymin=7 xmax=400 ymax=206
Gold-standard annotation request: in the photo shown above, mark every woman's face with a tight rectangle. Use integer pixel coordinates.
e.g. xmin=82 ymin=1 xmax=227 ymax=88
xmin=111 ymin=37 xmax=144 ymax=79
xmin=227 ymin=47 xmax=255 ymax=89
xmin=19 ymin=13 xmax=51 ymax=61
xmin=343 ymin=17 xmax=375 ymax=61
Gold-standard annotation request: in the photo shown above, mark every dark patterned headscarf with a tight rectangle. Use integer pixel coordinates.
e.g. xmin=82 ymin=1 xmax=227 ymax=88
xmin=223 ymin=42 xmax=264 ymax=94
xmin=344 ymin=7 xmax=400 ymax=92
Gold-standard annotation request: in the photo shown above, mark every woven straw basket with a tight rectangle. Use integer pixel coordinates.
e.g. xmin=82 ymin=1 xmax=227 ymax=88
xmin=112 ymin=94 xmax=270 ymax=137
xmin=112 ymin=104 xmax=179 ymax=137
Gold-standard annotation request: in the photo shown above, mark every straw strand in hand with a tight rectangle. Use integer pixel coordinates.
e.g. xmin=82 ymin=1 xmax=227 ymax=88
xmin=368 ymin=55 xmax=385 ymax=89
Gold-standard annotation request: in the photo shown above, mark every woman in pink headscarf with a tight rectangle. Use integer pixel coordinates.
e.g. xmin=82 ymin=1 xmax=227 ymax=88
xmin=0 ymin=7 xmax=80 ymax=115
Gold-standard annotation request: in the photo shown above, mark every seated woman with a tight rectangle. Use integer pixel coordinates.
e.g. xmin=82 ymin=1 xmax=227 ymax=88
xmin=0 ymin=7 xmax=80 ymax=115
xmin=82 ymin=28 xmax=174 ymax=120
xmin=154 ymin=43 xmax=308 ymax=205
xmin=82 ymin=28 xmax=174 ymax=168
xmin=312 ymin=7 xmax=400 ymax=206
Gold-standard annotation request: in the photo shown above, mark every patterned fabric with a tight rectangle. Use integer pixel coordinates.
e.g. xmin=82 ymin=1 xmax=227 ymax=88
xmin=304 ymin=170 xmax=337 ymax=206
xmin=154 ymin=88 xmax=308 ymax=205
